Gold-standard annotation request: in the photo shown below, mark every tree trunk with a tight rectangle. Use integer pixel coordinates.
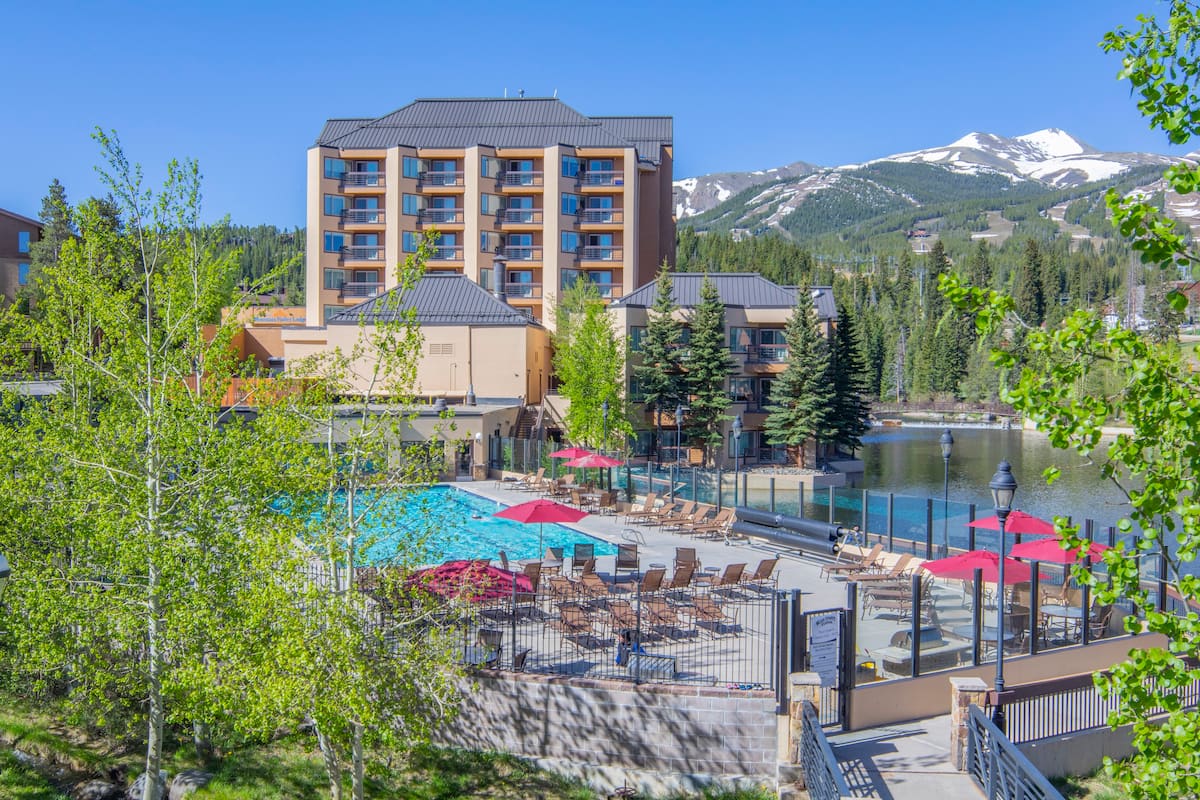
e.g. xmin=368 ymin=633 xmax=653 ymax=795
xmin=316 ymin=724 xmax=344 ymax=800
xmin=143 ymin=559 xmax=164 ymax=800
xmin=193 ymin=721 xmax=213 ymax=760
xmin=351 ymin=722 xmax=365 ymax=800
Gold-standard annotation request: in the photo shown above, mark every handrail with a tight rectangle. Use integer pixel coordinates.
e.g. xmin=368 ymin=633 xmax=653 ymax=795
xmin=499 ymin=209 xmax=544 ymax=224
xmin=420 ymin=171 xmax=463 ymax=186
xmin=579 ymin=208 xmax=623 ymax=224
xmin=500 ymin=171 xmax=544 ymax=186
xmin=419 ymin=208 xmax=464 ymax=224
xmin=340 ymin=281 xmax=384 ymax=299
xmin=503 ymin=246 xmax=543 ymax=261
xmin=342 ymin=209 xmax=385 ymax=224
xmin=580 ymin=246 xmax=622 ymax=261
xmin=342 ymin=245 xmax=384 ymax=261
xmin=799 ymin=700 xmax=852 ymax=800
xmin=502 ymin=282 xmax=542 ymax=299
xmin=428 ymin=246 xmax=463 ymax=261
xmin=342 ymin=172 xmax=385 ymax=188
xmin=581 ymin=170 xmax=624 ymax=186
xmin=966 ymin=705 xmax=1063 ymax=799
xmin=746 ymin=344 xmax=790 ymax=363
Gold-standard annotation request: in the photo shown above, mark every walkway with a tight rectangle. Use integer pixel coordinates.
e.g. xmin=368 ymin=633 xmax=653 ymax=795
xmin=828 ymin=715 xmax=982 ymax=799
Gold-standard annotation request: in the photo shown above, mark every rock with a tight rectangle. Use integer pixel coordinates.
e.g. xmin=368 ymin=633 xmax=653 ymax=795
xmin=126 ymin=770 xmax=168 ymax=800
xmin=71 ymin=780 xmax=124 ymax=800
xmin=168 ymin=769 xmax=213 ymax=800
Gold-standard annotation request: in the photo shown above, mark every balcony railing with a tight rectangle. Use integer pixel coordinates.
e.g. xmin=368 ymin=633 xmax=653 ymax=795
xmin=746 ymin=344 xmax=789 ymax=363
xmin=428 ymin=245 xmax=463 ymax=261
xmin=581 ymin=170 xmax=623 ymax=186
xmin=500 ymin=171 xmax=544 ymax=186
xmin=342 ymin=245 xmax=384 ymax=261
xmin=594 ymin=283 xmax=621 ymax=299
xmin=342 ymin=172 xmax=384 ymax=188
xmin=502 ymin=282 xmax=543 ymax=299
xmin=499 ymin=208 xmax=544 ymax=224
xmin=580 ymin=246 xmax=622 ymax=261
xmin=419 ymin=208 xmax=464 ymax=224
xmin=339 ymin=281 xmax=385 ymax=299
xmin=420 ymin=171 xmax=463 ymax=187
xmin=342 ymin=209 xmax=385 ymax=225
xmin=503 ymin=246 xmax=543 ymax=261
xmin=579 ymin=208 xmax=623 ymax=224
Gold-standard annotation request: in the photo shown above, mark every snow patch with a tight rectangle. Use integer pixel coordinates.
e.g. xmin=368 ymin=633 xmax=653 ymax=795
xmin=1016 ymin=128 xmax=1086 ymax=158
xmin=716 ymin=185 xmax=732 ymax=202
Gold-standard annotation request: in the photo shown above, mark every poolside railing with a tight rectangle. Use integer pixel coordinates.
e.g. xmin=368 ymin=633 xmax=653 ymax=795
xmin=966 ymin=704 xmax=1064 ymax=800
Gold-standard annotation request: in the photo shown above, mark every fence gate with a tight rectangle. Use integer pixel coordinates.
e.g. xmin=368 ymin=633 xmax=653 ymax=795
xmin=794 ymin=606 xmax=852 ymax=727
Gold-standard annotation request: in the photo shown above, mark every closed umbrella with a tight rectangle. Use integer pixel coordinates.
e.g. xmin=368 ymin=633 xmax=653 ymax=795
xmin=1009 ymin=536 xmax=1110 ymax=564
xmin=493 ymin=498 xmax=588 ymax=555
xmin=967 ymin=510 xmax=1058 ymax=537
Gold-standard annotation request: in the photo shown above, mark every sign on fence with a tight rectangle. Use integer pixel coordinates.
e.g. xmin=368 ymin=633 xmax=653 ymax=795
xmin=809 ymin=612 xmax=841 ymax=688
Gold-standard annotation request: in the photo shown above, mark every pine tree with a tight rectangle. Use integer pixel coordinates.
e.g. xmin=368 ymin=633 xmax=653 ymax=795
xmin=684 ymin=276 xmax=733 ymax=466
xmin=829 ymin=302 xmax=873 ymax=454
xmin=23 ymin=179 xmax=76 ymax=314
xmin=632 ymin=266 xmax=685 ymax=462
xmin=1014 ymin=239 xmax=1045 ymax=326
xmin=967 ymin=239 xmax=992 ymax=288
xmin=764 ymin=287 xmax=835 ymax=469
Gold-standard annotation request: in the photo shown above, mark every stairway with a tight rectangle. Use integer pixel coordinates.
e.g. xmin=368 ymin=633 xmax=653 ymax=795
xmin=513 ymin=404 xmax=540 ymax=440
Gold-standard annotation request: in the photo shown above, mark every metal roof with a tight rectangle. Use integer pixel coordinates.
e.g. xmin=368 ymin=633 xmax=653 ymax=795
xmin=0 ymin=207 xmax=42 ymax=228
xmin=612 ymin=273 xmax=838 ymax=320
xmin=328 ymin=272 xmax=541 ymax=327
xmin=315 ymin=98 xmax=671 ymax=165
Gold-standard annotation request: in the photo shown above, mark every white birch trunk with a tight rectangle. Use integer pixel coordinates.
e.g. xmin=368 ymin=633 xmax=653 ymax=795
xmin=351 ymin=722 xmax=365 ymax=800
xmin=315 ymin=724 xmax=344 ymax=800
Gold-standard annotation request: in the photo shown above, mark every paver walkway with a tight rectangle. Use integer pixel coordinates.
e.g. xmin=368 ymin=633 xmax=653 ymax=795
xmin=828 ymin=714 xmax=982 ymax=799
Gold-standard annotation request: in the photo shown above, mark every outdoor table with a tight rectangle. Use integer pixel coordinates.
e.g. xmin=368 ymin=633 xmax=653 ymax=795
xmin=462 ymin=645 xmax=498 ymax=667
xmin=648 ymin=562 xmax=666 ymax=571
xmin=951 ymin=624 xmax=1016 ymax=654
xmin=1040 ymin=604 xmax=1085 ymax=641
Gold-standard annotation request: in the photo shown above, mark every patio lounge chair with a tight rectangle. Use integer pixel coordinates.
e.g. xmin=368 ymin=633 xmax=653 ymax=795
xmin=547 ymin=575 xmax=580 ymax=604
xmin=571 ymin=543 xmax=595 ymax=574
xmin=550 ymin=604 xmax=596 ymax=651
xmin=578 ymin=572 xmax=611 ymax=598
xmin=623 ymin=493 xmax=661 ymax=525
xmin=689 ymin=595 xmax=740 ymax=637
xmin=684 ymin=508 xmax=734 ymax=538
xmin=635 ymin=499 xmax=683 ymax=526
xmin=657 ymin=501 xmax=699 ymax=530
xmin=607 ymin=598 xmax=640 ymax=631
xmin=820 ymin=544 xmax=884 ymax=581
xmin=741 ymin=557 xmax=780 ymax=589
xmin=664 ymin=563 xmax=695 ymax=593
xmin=851 ymin=553 xmax=915 ymax=584
xmin=516 ymin=468 xmax=545 ymax=491
xmin=663 ymin=503 xmax=711 ymax=533
xmin=637 ymin=567 xmax=666 ymax=594
xmin=643 ymin=597 xmax=688 ymax=639
xmin=695 ymin=562 xmax=746 ymax=590
xmin=674 ymin=547 xmax=701 ymax=574
xmin=614 ymin=543 xmax=639 ymax=574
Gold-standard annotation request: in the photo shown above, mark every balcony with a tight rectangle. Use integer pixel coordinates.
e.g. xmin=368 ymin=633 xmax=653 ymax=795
xmin=502 ymin=282 xmax=543 ymax=299
xmin=578 ymin=208 xmax=623 ymax=225
xmin=342 ymin=209 xmax=385 ymax=226
xmin=746 ymin=344 xmax=790 ymax=363
xmin=499 ymin=171 xmax=544 ymax=187
xmin=498 ymin=208 xmax=544 ymax=225
xmin=428 ymin=245 xmax=463 ymax=261
xmin=503 ymin=245 xmax=543 ymax=261
xmin=342 ymin=245 xmax=384 ymax=262
xmin=419 ymin=208 xmax=465 ymax=225
xmin=581 ymin=170 xmax=623 ymax=187
xmin=339 ymin=281 xmax=385 ymax=300
xmin=580 ymin=246 xmax=623 ymax=262
xmin=419 ymin=171 xmax=463 ymax=188
xmin=341 ymin=172 xmax=385 ymax=189
xmin=593 ymin=283 xmax=622 ymax=299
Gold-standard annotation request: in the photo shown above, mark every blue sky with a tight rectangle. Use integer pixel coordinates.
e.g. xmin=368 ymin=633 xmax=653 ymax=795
xmin=0 ymin=1 xmax=1187 ymax=227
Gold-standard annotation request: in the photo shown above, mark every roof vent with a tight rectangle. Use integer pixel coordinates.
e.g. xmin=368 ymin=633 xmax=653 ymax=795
xmin=432 ymin=397 xmax=448 ymax=412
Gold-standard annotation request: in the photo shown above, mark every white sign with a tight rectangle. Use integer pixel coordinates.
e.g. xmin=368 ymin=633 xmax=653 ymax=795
xmin=808 ymin=613 xmax=841 ymax=687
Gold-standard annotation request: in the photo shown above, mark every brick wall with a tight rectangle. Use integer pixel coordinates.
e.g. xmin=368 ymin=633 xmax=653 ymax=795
xmin=435 ymin=671 xmax=779 ymax=794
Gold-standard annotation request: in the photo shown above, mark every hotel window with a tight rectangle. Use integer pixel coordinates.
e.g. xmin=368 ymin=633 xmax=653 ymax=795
xmin=17 ymin=263 xmax=30 ymax=285
xmin=729 ymin=327 xmax=753 ymax=353
xmin=481 ymin=155 xmax=499 ymax=178
xmin=758 ymin=377 xmax=775 ymax=407
xmin=479 ymin=268 xmax=493 ymax=291
xmin=481 ymin=193 xmax=503 ymax=215
xmin=588 ymin=270 xmax=613 ymax=297
xmin=402 ymin=231 xmax=418 ymax=253
xmin=323 ymin=232 xmax=345 ymax=253
xmin=561 ymin=193 xmax=580 ymax=216
xmin=507 ymin=270 xmax=534 ymax=298
xmin=561 ymin=231 xmax=580 ymax=253
xmin=403 ymin=194 xmax=420 ymax=216
xmin=729 ymin=429 xmax=756 ymax=458
xmin=17 ymin=231 xmax=30 ymax=253
xmin=324 ymin=194 xmax=346 ymax=217
xmin=729 ymin=377 xmax=754 ymax=403
xmin=628 ymin=378 xmax=645 ymax=403
xmin=629 ymin=326 xmax=646 ymax=352
xmin=481 ymin=231 xmax=500 ymax=253
xmin=402 ymin=156 xmax=420 ymax=179
xmin=561 ymin=268 xmax=582 ymax=290
xmin=759 ymin=328 xmax=787 ymax=361
xmin=561 ymin=156 xmax=580 ymax=178
xmin=323 ymin=305 xmax=344 ymax=323
xmin=323 ymin=158 xmax=347 ymax=179
xmin=324 ymin=269 xmax=346 ymax=290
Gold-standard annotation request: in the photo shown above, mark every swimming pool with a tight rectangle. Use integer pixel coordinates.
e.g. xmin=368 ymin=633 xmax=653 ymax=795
xmin=353 ymin=485 xmax=616 ymax=564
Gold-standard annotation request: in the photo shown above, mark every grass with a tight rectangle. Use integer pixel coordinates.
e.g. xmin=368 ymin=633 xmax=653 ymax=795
xmin=0 ymin=692 xmax=775 ymax=799
xmin=1051 ymin=769 xmax=1128 ymax=800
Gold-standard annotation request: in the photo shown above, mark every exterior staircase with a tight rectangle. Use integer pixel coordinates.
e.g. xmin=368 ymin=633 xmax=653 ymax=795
xmin=513 ymin=404 xmax=540 ymax=440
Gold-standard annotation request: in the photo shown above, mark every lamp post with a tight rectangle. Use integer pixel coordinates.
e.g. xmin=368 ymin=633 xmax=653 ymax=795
xmin=732 ymin=415 xmax=743 ymax=507
xmin=675 ymin=404 xmax=685 ymax=464
xmin=940 ymin=429 xmax=954 ymax=557
xmin=601 ymin=399 xmax=610 ymax=489
xmin=988 ymin=460 xmax=1017 ymax=733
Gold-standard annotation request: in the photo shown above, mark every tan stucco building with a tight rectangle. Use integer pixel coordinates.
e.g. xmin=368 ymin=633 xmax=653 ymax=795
xmin=304 ymin=97 xmax=674 ymax=329
xmin=608 ymin=273 xmax=837 ymax=468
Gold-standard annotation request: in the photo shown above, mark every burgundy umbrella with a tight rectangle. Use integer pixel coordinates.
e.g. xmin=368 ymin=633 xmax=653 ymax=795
xmin=564 ymin=453 xmax=623 ymax=468
xmin=410 ymin=559 xmax=533 ymax=603
xmin=921 ymin=550 xmax=1040 ymax=585
xmin=550 ymin=447 xmax=593 ymax=459
xmin=1009 ymin=536 xmax=1110 ymax=564
xmin=493 ymin=498 xmax=588 ymax=554
xmin=967 ymin=510 xmax=1058 ymax=536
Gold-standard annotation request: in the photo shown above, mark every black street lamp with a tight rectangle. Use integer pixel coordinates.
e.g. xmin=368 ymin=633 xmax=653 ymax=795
xmin=732 ymin=415 xmax=743 ymax=506
xmin=675 ymin=404 xmax=685 ymax=464
xmin=989 ymin=460 xmax=1018 ymax=733
xmin=940 ymin=429 xmax=954 ymax=557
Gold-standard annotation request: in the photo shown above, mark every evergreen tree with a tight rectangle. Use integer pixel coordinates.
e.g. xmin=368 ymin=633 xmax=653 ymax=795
xmin=631 ymin=265 xmax=685 ymax=461
xmin=967 ymin=239 xmax=992 ymax=287
xmin=683 ymin=276 xmax=733 ymax=466
xmin=23 ymin=179 xmax=75 ymax=314
xmin=763 ymin=287 xmax=835 ymax=468
xmin=829 ymin=302 xmax=873 ymax=454
xmin=1014 ymin=239 xmax=1046 ymax=325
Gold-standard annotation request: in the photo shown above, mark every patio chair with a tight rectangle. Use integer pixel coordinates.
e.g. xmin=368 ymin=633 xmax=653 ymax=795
xmin=636 ymin=499 xmax=684 ymax=526
xmin=664 ymin=503 xmax=711 ymax=533
xmin=664 ymin=563 xmax=695 ymax=593
xmin=607 ymin=598 xmax=640 ymax=631
xmin=547 ymin=575 xmax=580 ymax=604
xmin=476 ymin=628 xmax=504 ymax=668
xmin=689 ymin=595 xmax=740 ymax=637
xmin=851 ymin=553 xmax=915 ymax=583
xmin=674 ymin=547 xmax=701 ymax=574
xmin=622 ymin=493 xmax=660 ymax=525
xmin=685 ymin=508 xmax=734 ymax=538
xmin=571 ymin=543 xmax=595 ymax=573
xmin=578 ymin=557 xmax=597 ymax=577
xmin=498 ymin=551 xmax=511 ymax=572
xmin=512 ymin=648 xmax=530 ymax=672
xmin=741 ymin=557 xmax=779 ymax=589
xmin=595 ymin=490 xmax=618 ymax=516
xmin=578 ymin=572 xmax=612 ymax=598
xmin=638 ymin=567 xmax=666 ymax=595
xmin=516 ymin=468 xmax=545 ymax=491
xmin=514 ymin=563 xmax=541 ymax=613
xmin=695 ymin=562 xmax=746 ymax=590
xmin=549 ymin=604 xmax=595 ymax=651
xmin=614 ymin=543 xmax=639 ymax=574
xmin=1088 ymin=604 xmax=1114 ymax=640
xmin=657 ymin=501 xmax=699 ymax=530
xmin=643 ymin=597 xmax=688 ymax=639
xmin=541 ymin=546 xmax=565 ymax=575
xmin=569 ymin=489 xmax=585 ymax=509
xmin=820 ymin=543 xmax=884 ymax=581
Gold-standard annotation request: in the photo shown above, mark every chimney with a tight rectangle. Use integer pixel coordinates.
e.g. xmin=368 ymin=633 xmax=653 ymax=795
xmin=491 ymin=253 xmax=507 ymax=304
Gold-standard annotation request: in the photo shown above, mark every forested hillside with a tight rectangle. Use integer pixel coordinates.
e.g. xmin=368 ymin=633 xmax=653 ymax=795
xmin=221 ymin=224 xmax=305 ymax=304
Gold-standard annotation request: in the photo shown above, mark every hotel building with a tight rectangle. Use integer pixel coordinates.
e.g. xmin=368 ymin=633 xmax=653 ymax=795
xmin=305 ymin=97 xmax=674 ymax=328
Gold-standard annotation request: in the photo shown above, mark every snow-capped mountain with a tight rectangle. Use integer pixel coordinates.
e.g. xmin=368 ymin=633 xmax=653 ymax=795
xmin=673 ymin=129 xmax=1175 ymax=223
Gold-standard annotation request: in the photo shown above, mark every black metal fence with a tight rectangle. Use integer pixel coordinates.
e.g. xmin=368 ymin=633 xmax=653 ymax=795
xmin=799 ymin=700 xmax=852 ymax=800
xmin=966 ymin=704 xmax=1064 ymax=800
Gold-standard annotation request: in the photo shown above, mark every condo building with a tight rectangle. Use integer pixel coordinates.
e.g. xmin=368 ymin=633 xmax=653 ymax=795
xmin=305 ymin=97 xmax=674 ymax=328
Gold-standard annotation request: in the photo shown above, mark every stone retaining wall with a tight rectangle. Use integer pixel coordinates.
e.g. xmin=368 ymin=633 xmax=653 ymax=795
xmin=434 ymin=671 xmax=779 ymax=795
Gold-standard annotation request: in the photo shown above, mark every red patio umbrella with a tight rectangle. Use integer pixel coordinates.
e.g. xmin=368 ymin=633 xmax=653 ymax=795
xmin=921 ymin=550 xmax=1040 ymax=585
xmin=967 ymin=510 xmax=1058 ymax=537
xmin=549 ymin=446 xmax=593 ymax=459
xmin=564 ymin=453 xmax=623 ymax=469
xmin=409 ymin=559 xmax=533 ymax=603
xmin=493 ymin=498 xmax=588 ymax=555
xmin=1009 ymin=536 xmax=1110 ymax=564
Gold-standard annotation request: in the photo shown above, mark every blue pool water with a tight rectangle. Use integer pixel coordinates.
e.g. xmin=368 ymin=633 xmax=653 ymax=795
xmin=354 ymin=485 xmax=616 ymax=564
